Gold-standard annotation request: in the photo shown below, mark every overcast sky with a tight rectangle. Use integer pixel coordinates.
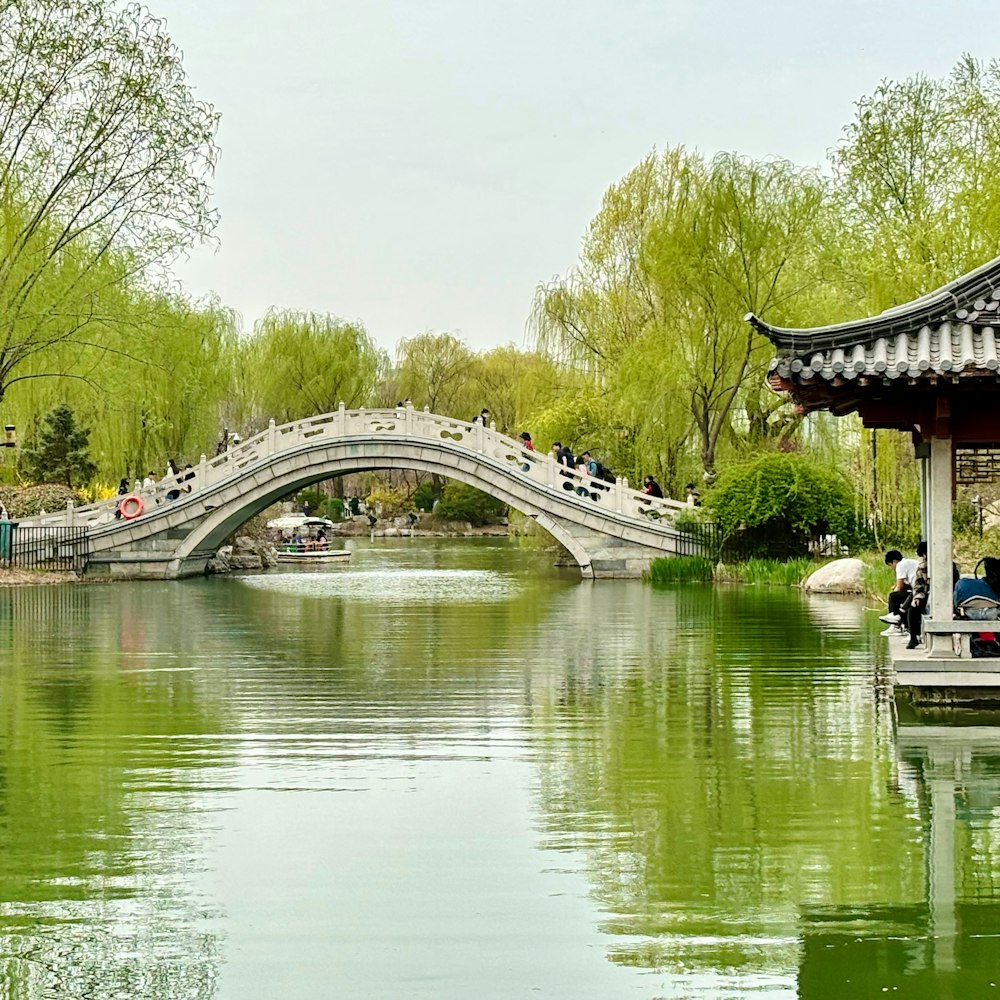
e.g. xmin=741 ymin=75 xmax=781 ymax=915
xmin=155 ymin=0 xmax=994 ymax=354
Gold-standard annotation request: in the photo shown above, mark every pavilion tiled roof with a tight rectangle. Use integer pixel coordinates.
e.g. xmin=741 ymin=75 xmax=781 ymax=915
xmin=746 ymin=254 xmax=1000 ymax=386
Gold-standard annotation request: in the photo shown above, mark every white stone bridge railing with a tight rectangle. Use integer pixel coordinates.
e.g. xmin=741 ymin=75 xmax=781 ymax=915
xmin=23 ymin=405 xmax=688 ymax=530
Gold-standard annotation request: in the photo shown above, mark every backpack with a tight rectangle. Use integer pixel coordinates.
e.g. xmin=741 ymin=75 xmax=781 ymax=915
xmin=597 ymin=463 xmax=615 ymax=484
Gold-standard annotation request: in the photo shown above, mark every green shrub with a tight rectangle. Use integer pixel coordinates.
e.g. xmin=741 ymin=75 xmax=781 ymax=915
xmin=411 ymin=481 xmax=437 ymax=512
xmin=365 ymin=485 xmax=412 ymax=520
xmin=708 ymin=453 xmax=861 ymax=557
xmin=0 ymin=483 xmax=79 ymax=518
xmin=320 ymin=497 xmax=344 ymax=521
xmin=435 ymin=482 xmax=506 ymax=526
xmin=296 ymin=488 xmax=327 ymax=513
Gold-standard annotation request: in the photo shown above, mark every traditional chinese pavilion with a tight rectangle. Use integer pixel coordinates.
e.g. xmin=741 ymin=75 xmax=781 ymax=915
xmin=746 ymin=255 xmax=1000 ymax=700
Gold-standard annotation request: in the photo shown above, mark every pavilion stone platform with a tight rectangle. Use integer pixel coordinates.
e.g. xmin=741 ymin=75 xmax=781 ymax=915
xmin=747 ymin=254 xmax=1000 ymax=706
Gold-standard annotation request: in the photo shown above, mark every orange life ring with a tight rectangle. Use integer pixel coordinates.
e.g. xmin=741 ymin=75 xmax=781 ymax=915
xmin=119 ymin=494 xmax=144 ymax=519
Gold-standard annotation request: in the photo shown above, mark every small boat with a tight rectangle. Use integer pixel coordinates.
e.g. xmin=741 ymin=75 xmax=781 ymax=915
xmin=268 ymin=514 xmax=350 ymax=566
xmin=276 ymin=545 xmax=351 ymax=565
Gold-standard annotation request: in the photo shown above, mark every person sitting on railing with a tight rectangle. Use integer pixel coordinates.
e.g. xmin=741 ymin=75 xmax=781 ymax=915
xmin=880 ymin=548 xmax=919 ymax=638
xmin=642 ymin=476 xmax=663 ymax=499
xmin=520 ymin=432 xmax=535 ymax=451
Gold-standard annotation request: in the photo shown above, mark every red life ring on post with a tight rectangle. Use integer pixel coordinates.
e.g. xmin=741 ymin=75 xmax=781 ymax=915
xmin=119 ymin=494 xmax=144 ymax=519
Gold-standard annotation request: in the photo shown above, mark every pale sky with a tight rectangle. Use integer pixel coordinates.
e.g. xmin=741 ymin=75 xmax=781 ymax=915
xmin=157 ymin=0 xmax=994 ymax=353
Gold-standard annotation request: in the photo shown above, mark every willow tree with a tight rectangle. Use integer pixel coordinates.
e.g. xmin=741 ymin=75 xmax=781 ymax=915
xmin=643 ymin=153 xmax=827 ymax=481
xmin=2 ymin=288 xmax=240 ymax=481
xmin=94 ymin=293 xmax=240 ymax=476
xmin=532 ymin=149 xmax=826 ymax=484
xmin=833 ymin=55 xmax=1000 ymax=310
xmin=0 ymin=0 xmax=219 ymax=404
xmin=242 ymin=310 xmax=385 ymax=426
xmin=466 ymin=345 xmax=559 ymax=435
xmin=395 ymin=332 xmax=476 ymax=417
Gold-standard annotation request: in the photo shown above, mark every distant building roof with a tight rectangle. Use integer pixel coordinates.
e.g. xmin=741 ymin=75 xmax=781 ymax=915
xmin=746 ymin=254 xmax=1000 ymax=423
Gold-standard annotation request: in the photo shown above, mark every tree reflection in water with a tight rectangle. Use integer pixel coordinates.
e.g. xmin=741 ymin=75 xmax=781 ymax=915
xmin=0 ymin=584 xmax=229 ymax=1000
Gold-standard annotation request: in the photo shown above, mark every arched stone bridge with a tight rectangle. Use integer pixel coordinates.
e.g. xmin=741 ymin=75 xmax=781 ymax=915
xmin=23 ymin=406 xmax=694 ymax=579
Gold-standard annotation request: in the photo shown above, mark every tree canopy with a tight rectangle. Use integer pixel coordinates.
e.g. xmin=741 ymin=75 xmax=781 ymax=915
xmin=0 ymin=0 xmax=219 ymax=403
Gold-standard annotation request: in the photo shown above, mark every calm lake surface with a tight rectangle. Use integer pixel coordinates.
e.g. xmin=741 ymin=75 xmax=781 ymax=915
xmin=1 ymin=538 xmax=998 ymax=998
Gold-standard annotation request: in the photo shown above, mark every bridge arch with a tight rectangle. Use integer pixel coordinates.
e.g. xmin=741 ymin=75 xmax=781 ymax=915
xmin=170 ymin=442 xmax=598 ymax=575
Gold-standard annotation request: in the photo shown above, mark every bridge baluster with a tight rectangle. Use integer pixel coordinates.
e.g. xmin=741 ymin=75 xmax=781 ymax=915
xmin=268 ymin=419 xmax=277 ymax=455
xmin=337 ymin=402 xmax=345 ymax=436
xmin=199 ymin=453 xmax=208 ymax=488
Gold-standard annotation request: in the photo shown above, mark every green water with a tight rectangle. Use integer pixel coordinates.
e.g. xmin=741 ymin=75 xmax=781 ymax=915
xmin=0 ymin=538 xmax=998 ymax=998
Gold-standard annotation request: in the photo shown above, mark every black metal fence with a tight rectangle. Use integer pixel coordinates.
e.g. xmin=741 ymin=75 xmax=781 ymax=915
xmin=857 ymin=510 xmax=922 ymax=551
xmin=0 ymin=525 xmax=89 ymax=572
xmin=676 ymin=521 xmax=828 ymax=562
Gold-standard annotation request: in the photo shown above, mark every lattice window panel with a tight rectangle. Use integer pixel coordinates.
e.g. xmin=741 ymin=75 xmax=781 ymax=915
xmin=956 ymin=447 xmax=1000 ymax=486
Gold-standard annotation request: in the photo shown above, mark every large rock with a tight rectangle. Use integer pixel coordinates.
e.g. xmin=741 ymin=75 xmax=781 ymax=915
xmin=803 ymin=558 xmax=867 ymax=594
xmin=229 ymin=552 xmax=263 ymax=571
xmin=207 ymin=545 xmax=232 ymax=575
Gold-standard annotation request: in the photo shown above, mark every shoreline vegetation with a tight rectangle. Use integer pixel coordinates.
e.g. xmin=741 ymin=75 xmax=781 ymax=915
xmin=648 ymin=554 xmax=896 ymax=603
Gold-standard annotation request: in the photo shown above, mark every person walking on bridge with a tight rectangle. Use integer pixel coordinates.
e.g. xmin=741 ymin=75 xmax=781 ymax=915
xmin=553 ymin=442 xmax=573 ymax=468
xmin=642 ymin=476 xmax=663 ymax=498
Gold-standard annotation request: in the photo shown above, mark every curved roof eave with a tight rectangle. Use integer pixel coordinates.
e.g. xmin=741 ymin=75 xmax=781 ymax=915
xmin=745 ymin=251 xmax=1000 ymax=352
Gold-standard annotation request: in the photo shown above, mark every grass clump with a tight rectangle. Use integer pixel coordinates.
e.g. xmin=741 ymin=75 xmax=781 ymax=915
xmin=647 ymin=556 xmax=814 ymax=586
xmin=862 ymin=559 xmax=895 ymax=601
xmin=716 ymin=558 xmax=815 ymax=586
xmin=647 ymin=556 xmax=715 ymax=583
